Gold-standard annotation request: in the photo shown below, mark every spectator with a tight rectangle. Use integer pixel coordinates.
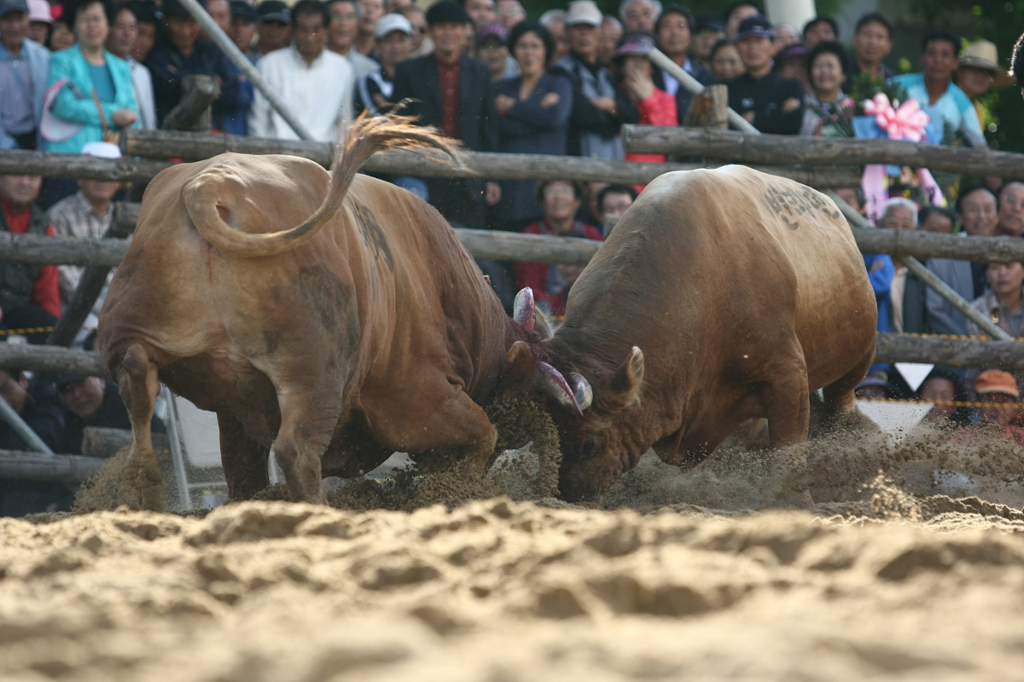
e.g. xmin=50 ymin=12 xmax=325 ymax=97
xmin=356 ymin=0 xmax=385 ymax=56
xmin=709 ymin=37 xmax=743 ymax=83
xmin=919 ymin=204 xmax=955 ymax=233
xmin=354 ymin=12 xmax=412 ymax=116
xmin=210 ymin=1 xmax=255 ymax=135
xmin=619 ymin=0 xmax=659 ymax=34
xmin=48 ymin=15 xmax=76 ymax=52
xmin=48 ymin=141 xmax=120 ymax=308
xmin=495 ymin=0 xmax=524 ymax=30
xmin=801 ymin=16 xmax=836 ymax=51
xmin=918 ymin=367 xmax=969 ymax=426
xmin=926 ymin=184 xmax=999 ymax=336
xmin=996 ymin=181 xmax=1024 ymax=238
xmin=43 ymin=0 xmax=138 ymax=157
xmin=596 ymin=182 xmax=636 ymax=234
xmin=250 ymin=0 xmax=352 ymax=142
xmin=893 ymin=30 xmax=985 ymax=147
xmin=832 ymin=185 xmax=864 ymax=223
xmin=849 ymin=11 xmax=892 ymax=84
xmin=206 ymin=0 xmax=231 ymax=34
xmin=256 ymin=1 xmax=292 ymax=57
xmin=653 ymin=4 xmax=716 ymax=120
xmin=0 ymin=174 xmax=60 ymax=344
xmin=401 ymin=5 xmax=431 ymax=58
xmin=328 ymin=0 xmax=383 ymax=79
xmin=478 ymin=22 xmax=516 ymax=81
xmin=772 ymin=21 xmax=798 ymax=52
xmin=0 ymin=368 xmax=70 ymax=517
xmin=55 ymin=373 xmax=165 ymax=455
xmin=550 ymin=0 xmax=639 ymax=159
xmin=392 ymin=1 xmax=498 ymax=230
xmin=463 ymin=0 xmax=496 ymax=28
xmin=800 ymin=41 xmax=851 ymax=136
xmin=774 ymin=43 xmax=808 ymax=95
xmin=230 ymin=0 xmax=259 ymax=61
xmin=971 ymin=371 xmax=1024 ymax=444
xmin=690 ymin=13 xmax=724 ymax=71
xmin=538 ymin=9 xmax=569 ymax=63
xmin=492 ymin=21 xmax=571 ymax=233
xmin=146 ymin=0 xmax=240 ymax=126
xmin=128 ymin=0 xmax=158 ymax=65
xmin=26 ymin=0 xmax=52 ymax=48
xmin=387 ymin=0 xmax=411 ymax=12
xmin=597 ymin=14 xmax=622 ymax=68
xmin=956 ymin=40 xmax=1015 ymax=132
xmin=0 ymin=0 xmax=51 ymax=151
xmin=616 ymin=32 xmax=676 ymax=164
xmin=863 ymin=233 xmax=895 ymax=379
xmin=728 ymin=15 xmax=803 ymax=135
xmin=966 ymin=261 xmax=1024 ymax=342
xmin=105 ymin=3 xmax=157 ymax=130
xmin=514 ymin=180 xmax=604 ymax=316
xmin=723 ymin=0 xmax=759 ymax=38
xmin=878 ymin=197 xmax=926 ymax=334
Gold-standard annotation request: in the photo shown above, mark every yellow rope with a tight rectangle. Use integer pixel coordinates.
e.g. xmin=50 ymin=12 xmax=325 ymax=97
xmin=859 ymin=397 xmax=1024 ymax=409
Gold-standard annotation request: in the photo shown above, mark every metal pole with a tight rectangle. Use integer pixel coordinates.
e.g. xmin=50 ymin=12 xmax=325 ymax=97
xmin=647 ymin=48 xmax=761 ymax=135
xmin=0 ymin=393 xmax=54 ymax=455
xmin=826 ymin=189 xmax=1014 ymax=342
xmin=176 ymin=0 xmax=316 ymax=142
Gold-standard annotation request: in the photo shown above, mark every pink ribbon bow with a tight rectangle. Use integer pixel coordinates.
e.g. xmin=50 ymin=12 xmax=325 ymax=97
xmin=862 ymin=93 xmax=931 ymax=143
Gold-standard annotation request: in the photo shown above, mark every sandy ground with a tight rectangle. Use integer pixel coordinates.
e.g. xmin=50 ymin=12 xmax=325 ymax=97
xmin=4 ymin=416 xmax=1024 ymax=681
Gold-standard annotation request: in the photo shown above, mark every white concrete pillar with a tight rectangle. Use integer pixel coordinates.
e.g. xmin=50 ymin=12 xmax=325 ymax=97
xmin=764 ymin=0 xmax=816 ymax=31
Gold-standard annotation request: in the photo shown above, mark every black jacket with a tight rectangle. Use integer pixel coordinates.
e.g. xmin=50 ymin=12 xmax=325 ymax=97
xmin=549 ymin=51 xmax=639 ymax=157
xmin=727 ymin=70 xmax=804 ymax=135
xmin=392 ymin=54 xmax=498 ymax=228
xmin=652 ymin=59 xmax=716 ymax=123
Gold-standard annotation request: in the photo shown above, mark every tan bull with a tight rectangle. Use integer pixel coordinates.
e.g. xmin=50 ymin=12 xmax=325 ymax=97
xmin=97 ymin=114 xmax=580 ymax=511
xmin=535 ymin=166 xmax=878 ymax=501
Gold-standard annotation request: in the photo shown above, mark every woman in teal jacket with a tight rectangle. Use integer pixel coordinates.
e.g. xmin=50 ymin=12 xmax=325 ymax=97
xmin=43 ymin=0 xmax=138 ymax=155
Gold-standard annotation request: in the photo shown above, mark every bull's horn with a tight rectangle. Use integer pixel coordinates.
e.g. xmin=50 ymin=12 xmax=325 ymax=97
xmin=535 ymin=361 xmax=582 ymax=415
xmin=513 ymin=287 xmax=536 ymax=332
xmin=569 ymin=373 xmax=593 ymax=411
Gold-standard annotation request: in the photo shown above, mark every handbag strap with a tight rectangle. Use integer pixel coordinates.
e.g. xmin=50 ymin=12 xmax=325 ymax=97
xmin=90 ymin=89 xmax=112 ymax=136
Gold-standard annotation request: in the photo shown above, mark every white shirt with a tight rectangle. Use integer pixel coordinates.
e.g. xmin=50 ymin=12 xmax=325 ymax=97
xmin=128 ymin=57 xmax=157 ymax=130
xmin=249 ymin=46 xmax=353 ymax=142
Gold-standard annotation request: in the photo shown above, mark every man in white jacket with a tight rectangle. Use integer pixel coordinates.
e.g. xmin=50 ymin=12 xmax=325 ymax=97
xmin=249 ymin=0 xmax=353 ymax=141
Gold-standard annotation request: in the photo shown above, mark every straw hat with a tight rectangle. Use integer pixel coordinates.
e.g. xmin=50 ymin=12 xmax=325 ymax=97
xmin=960 ymin=40 xmax=1016 ymax=88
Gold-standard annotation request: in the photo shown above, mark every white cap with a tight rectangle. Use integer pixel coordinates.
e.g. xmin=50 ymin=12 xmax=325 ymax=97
xmin=565 ymin=0 xmax=602 ymax=27
xmin=81 ymin=141 xmax=122 ymax=159
xmin=375 ymin=13 xmax=413 ymax=39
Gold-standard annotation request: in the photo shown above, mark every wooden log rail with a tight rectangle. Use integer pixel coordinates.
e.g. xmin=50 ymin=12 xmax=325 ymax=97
xmin=5 ymin=208 xmax=1024 ymax=269
xmin=117 ymin=129 xmax=862 ymax=188
xmin=621 ymin=126 xmax=1024 ymax=181
xmin=0 ymin=449 xmax=106 ymax=482
xmin=2 ymin=333 xmax=1023 ymax=375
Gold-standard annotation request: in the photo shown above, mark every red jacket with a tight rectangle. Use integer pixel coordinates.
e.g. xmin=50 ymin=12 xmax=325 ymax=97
xmin=514 ymin=219 xmax=604 ymax=315
xmin=625 ymin=87 xmax=678 ymax=165
xmin=2 ymin=202 xmax=61 ymax=319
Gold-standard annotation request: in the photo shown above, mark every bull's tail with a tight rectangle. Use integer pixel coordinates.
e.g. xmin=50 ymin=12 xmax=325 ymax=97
xmin=183 ymin=107 xmax=461 ymax=258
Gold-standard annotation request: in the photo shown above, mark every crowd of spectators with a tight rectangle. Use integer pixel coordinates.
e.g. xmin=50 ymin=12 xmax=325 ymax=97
xmin=4 ymin=0 xmax=1024 ymax=474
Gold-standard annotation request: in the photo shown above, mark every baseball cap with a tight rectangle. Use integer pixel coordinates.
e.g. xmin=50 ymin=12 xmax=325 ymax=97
xmin=564 ymin=0 xmax=601 ymax=27
xmin=27 ymin=0 xmax=51 ymax=24
xmin=613 ymin=32 xmax=655 ymax=61
xmin=425 ymin=1 xmax=470 ymax=25
xmin=82 ymin=141 xmax=122 ymax=159
xmin=476 ymin=22 xmax=508 ymax=45
xmin=231 ymin=0 xmax=257 ymax=21
xmin=375 ymin=12 xmax=413 ymax=38
xmin=257 ymin=0 xmax=290 ymax=24
xmin=775 ymin=43 xmax=807 ymax=63
xmin=974 ymin=370 xmax=1020 ymax=398
xmin=693 ymin=12 xmax=724 ymax=34
xmin=735 ymin=14 xmax=774 ymax=40
xmin=54 ymin=374 xmax=88 ymax=391
xmin=0 ymin=0 xmax=28 ymax=18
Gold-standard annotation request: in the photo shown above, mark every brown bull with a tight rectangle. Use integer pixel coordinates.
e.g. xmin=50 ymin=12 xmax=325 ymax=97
xmin=534 ymin=166 xmax=877 ymax=502
xmin=98 ymin=114 xmax=579 ymax=511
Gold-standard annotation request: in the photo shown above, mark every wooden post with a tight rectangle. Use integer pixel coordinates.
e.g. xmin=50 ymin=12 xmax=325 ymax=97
xmin=0 ymin=341 xmax=108 ymax=377
xmin=621 ymin=126 xmax=1024 ymax=181
xmin=0 ymin=150 xmax=171 ymax=182
xmin=162 ymin=74 xmax=220 ymax=132
xmin=0 ymin=449 xmax=107 ymax=482
xmin=683 ymin=84 xmax=728 ymax=129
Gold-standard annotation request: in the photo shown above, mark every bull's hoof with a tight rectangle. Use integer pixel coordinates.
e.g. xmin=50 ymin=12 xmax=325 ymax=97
xmin=118 ymin=457 xmax=167 ymax=512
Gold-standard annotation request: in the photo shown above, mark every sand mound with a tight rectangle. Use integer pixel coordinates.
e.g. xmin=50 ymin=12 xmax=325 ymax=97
xmin=3 ymin=495 xmax=1024 ymax=681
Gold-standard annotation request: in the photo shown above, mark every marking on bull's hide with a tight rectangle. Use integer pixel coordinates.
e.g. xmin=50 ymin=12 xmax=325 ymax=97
xmin=294 ymin=266 xmax=362 ymax=361
xmin=352 ymin=203 xmax=394 ymax=272
xmin=762 ymin=185 xmax=842 ymax=230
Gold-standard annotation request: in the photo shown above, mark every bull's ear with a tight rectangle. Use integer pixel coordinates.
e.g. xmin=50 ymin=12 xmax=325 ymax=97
xmin=502 ymin=340 xmax=536 ymax=386
xmin=608 ymin=346 xmax=643 ymax=407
